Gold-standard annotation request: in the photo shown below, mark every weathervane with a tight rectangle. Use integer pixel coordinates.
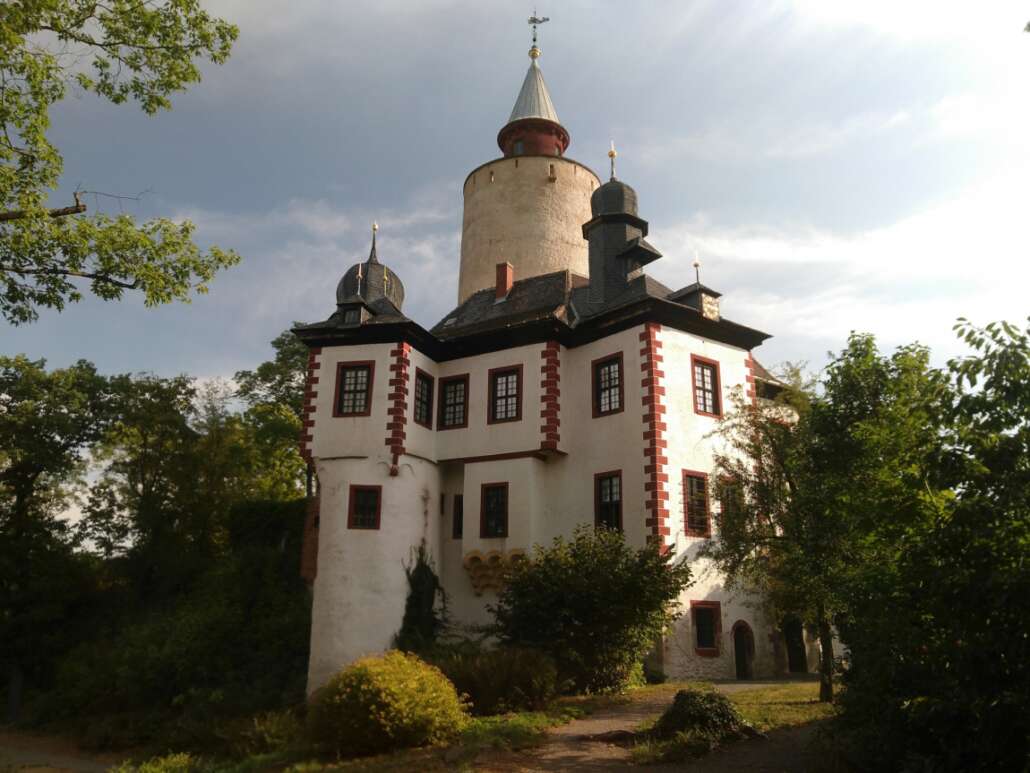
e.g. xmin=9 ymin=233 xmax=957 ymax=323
xmin=608 ymin=140 xmax=617 ymax=181
xmin=528 ymin=10 xmax=549 ymax=57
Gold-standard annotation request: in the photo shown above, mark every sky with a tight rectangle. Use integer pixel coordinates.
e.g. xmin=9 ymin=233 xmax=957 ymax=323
xmin=3 ymin=0 xmax=1029 ymax=379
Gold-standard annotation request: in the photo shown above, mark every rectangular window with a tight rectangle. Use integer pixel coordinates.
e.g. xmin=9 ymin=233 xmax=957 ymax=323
xmin=342 ymin=307 xmax=360 ymax=324
xmin=691 ymin=601 xmax=721 ymax=655
xmin=488 ymin=366 xmax=522 ymax=424
xmin=334 ymin=361 xmax=374 ymax=417
xmin=684 ymin=471 xmax=711 ymax=536
xmin=347 ymin=485 xmax=381 ymax=529
xmin=438 ymin=374 xmax=469 ymax=429
xmin=595 ymin=471 xmax=622 ymax=531
xmin=452 ymin=494 xmax=463 ymax=539
xmin=691 ymin=355 xmax=721 ymax=417
xmin=414 ymin=369 xmax=434 ymax=429
xmin=480 ymin=483 xmax=508 ymax=538
xmin=592 ymin=353 xmax=624 ymax=417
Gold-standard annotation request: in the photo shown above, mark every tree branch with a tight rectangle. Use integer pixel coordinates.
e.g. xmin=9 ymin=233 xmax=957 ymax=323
xmin=0 ymin=194 xmax=87 ymax=222
xmin=0 ymin=264 xmax=139 ymax=290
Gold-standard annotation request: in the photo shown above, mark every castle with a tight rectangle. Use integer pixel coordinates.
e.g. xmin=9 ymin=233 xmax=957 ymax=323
xmin=295 ymin=34 xmax=817 ymax=693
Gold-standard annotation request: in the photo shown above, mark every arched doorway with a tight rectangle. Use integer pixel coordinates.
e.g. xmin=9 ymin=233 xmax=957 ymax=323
xmin=732 ymin=621 xmax=755 ymax=680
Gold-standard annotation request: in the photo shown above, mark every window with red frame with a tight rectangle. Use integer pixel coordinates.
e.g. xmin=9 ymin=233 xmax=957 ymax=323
xmin=335 ymin=363 xmax=373 ymax=416
xmin=592 ymin=355 xmax=623 ymax=416
xmin=414 ymin=370 xmax=434 ymax=428
xmin=595 ymin=471 xmax=622 ymax=531
xmin=684 ymin=471 xmax=710 ymax=535
xmin=481 ymin=483 xmax=508 ymax=538
xmin=489 ymin=367 xmax=521 ymax=423
xmin=439 ymin=375 xmax=469 ymax=429
xmin=691 ymin=601 xmax=721 ymax=655
xmin=347 ymin=485 xmax=381 ymax=529
xmin=692 ymin=359 xmax=721 ymax=416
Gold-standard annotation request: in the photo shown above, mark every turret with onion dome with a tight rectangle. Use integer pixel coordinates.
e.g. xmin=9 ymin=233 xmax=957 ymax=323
xmin=456 ymin=17 xmax=601 ymax=304
xmin=333 ymin=223 xmax=405 ymax=325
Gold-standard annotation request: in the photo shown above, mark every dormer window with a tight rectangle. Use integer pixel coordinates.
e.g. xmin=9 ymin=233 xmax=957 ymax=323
xmin=342 ymin=307 xmax=360 ymax=324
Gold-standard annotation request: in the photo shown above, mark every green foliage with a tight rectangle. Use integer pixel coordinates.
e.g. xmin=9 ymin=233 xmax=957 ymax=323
xmin=393 ymin=542 xmax=447 ymax=654
xmin=307 ymin=651 xmax=469 ymax=757
xmin=835 ymin=318 xmax=1030 ymax=771
xmin=489 ymin=526 xmax=691 ymax=693
xmin=702 ymin=334 xmax=947 ymax=701
xmin=226 ymin=709 xmax=304 ymax=758
xmin=652 ymin=688 xmax=749 ymax=741
xmin=0 ymin=1 xmax=239 ymax=323
xmin=431 ymin=645 xmax=559 ymax=715
xmin=111 ymin=752 xmax=202 ymax=773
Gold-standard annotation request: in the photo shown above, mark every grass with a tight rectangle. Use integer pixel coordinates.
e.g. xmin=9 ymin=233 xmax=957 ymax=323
xmin=631 ymin=681 xmax=834 ymax=765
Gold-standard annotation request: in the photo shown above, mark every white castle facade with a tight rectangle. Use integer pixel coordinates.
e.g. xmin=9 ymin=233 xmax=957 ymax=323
xmin=296 ymin=42 xmax=820 ymax=693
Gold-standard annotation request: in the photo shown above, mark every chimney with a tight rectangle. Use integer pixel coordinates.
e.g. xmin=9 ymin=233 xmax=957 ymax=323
xmin=495 ymin=262 xmax=514 ymax=300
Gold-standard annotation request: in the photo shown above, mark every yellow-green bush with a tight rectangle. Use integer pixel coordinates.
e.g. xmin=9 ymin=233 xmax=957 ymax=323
xmin=110 ymin=752 xmax=200 ymax=773
xmin=307 ymin=650 xmax=468 ymax=756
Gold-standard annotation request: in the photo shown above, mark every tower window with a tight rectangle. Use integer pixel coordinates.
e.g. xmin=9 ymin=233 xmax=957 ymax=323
xmin=334 ymin=361 xmax=374 ymax=417
xmin=347 ymin=485 xmax=382 ymax=530
xmin=592 ymin=353 xmax=624 ymax=417
xmin=438 ymin=374 xmax=469 ymax=429
xmin=414 ymin=369 xmax=434 ymax=429
xmin=691 ymin=355 xmax=721 ymax=417
xmin=342 ymin=307 xmax=360 ymax=324
xmin=452 ymin=494 xmax=464 ymax=539
xmin=684 ymin=471 xmax=711 ymax=537
xmin=513 ymin=140 xmax=524 ymax=155
xmin=595 ymin=471 xmax=622 ymax=531
xmin=691 ymin=600 xmax=721 ymax=655
xmin=488 ymin=365 xmax=522 ymax=423
xmin=480 ymin=483 xmax=508 ymax=538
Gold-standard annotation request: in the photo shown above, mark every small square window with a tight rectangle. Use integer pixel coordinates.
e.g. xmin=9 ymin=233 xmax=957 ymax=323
xmin=439 ymin=374 xmax=469 ymax=429
xmin=452 ymin=495 xmax=464 ymax=539
xmin=347 ymin=485 xmax=381 ymax=530
xmin=342 ymin=308 xmax=360 ymax=324
xmin=334 ymin=362 xmax=374 ymax=417
xmin=595 ymin=471 xmax=622 ymax=531
xmin=513 ymin=140 xmax=524 ymax=155
xmin=488 ymin=366 xmax=522 ymax=424
xmin=592 ymin=354 xmax=624 ymax=417
xmin=480 ymin=483 xmax=508 ymax=538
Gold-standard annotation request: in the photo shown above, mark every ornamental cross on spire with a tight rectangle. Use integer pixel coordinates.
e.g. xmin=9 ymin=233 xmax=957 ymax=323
xmin=528 ymin=11 xmax=549 ymax=52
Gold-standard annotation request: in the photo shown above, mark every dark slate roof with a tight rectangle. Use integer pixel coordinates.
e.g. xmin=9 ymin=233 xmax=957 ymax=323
xmin=668 ymin=282 xmax=722 ymax=302
xmin=431 ymin=270 xmax=587 ymax=339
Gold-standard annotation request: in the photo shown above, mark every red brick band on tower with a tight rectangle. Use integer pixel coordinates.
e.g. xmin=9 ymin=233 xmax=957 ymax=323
xmin=300 ymin=346 xmax=322 ymax=461
xmin=744 ymin=352 xmax=758 ymax=406
xmin=539 ymin=341 xmax=561 ymax=451
xmin=640 ymin=323 xmax=670 ymax=547
xmin=385 ymin=343 xmax=411 ymax=461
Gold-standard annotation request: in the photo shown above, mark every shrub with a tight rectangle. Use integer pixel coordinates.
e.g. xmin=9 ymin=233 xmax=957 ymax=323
xmin=110 ymin=753 xmax=201 ymax=773
xmin=226 ymin=708 xmax=303 ymax=757
xmin=652 ymin=688 xmax=749 ymax=742
xmin=490 ymin=526 xmax=692 ymax=693
xmin=432 ymin=646 xmax=559 ymax=715
xmin=307 ymin=650 xmax=468 ymax=756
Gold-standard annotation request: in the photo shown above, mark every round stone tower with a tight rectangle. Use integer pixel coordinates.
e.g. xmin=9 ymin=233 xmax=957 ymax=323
xmin=457 ymin=44 xmax=600 ymax=304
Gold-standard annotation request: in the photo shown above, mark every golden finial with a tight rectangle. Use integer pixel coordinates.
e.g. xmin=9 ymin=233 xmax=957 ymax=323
xmin=372 ymin=220 xmax=378 ymax=234
xmin=608 ymin=140 xmax=617 ymax=181
xmin=528 ymin=12 xmax=548 ymax=59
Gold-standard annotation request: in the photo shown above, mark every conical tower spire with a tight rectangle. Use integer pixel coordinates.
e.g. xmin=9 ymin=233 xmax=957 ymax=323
xmin=497 ymin=15 xmax=570 ymax=157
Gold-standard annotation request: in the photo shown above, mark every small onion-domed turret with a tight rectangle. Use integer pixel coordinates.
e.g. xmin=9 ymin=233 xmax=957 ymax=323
xmin=591 ymin=178 xmax=639 ymax=218
xmin=336 ymin=224 xmax=405 ymax=316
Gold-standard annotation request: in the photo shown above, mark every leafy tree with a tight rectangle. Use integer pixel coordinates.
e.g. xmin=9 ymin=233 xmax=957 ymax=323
xmin=235 ymin=326 xmax=310 ymax=494
xmin=0 ymin=1 xmax=240 ymax=323
xmin=702 ymin=335 xmax=946 ymax=701
xmin=490 ymin=526 xmax=692 ymax=693
xmin=837 ymin=319 xmax=1030 ymax=770
xmin=0 ymin=355 xmax=112 ymax=720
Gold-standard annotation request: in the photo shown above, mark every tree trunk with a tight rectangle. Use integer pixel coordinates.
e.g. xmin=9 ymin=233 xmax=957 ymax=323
xmin=7 ymin=661 xmax=24 ymax=723
xmin=817 ymin=613 xmax=835 ymax=702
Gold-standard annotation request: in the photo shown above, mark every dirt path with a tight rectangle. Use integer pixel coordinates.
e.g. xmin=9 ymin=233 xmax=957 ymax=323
xmin=0 ymin=729 xmax=125 ymax=773
xmin=477 ymin=680 xmax=828 ymax=772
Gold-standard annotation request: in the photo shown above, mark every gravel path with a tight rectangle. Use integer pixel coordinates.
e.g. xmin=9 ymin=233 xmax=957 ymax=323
xmin=477 ymin=679 xmax=828 ymax=772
